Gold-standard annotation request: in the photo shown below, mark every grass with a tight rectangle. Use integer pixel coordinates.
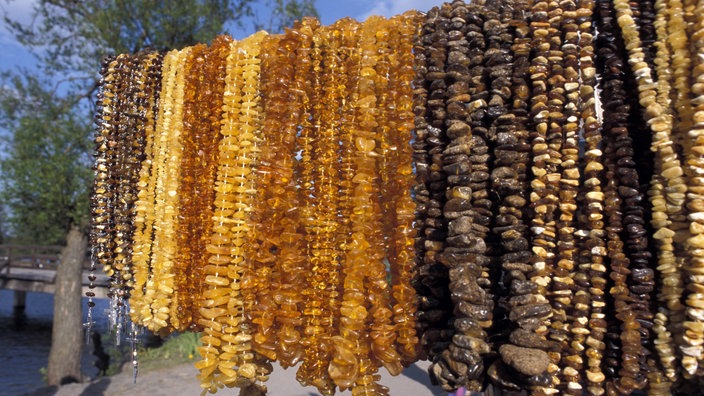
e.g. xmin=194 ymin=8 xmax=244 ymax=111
xmin=101 ymin=331 xmax=201 ymax=376
xmin=137 ymin=332 xmax=201 ymax=372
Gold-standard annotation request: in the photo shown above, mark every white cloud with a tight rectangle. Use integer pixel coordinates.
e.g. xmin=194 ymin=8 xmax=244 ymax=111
xmin=359 ymin=0 xmax=447 ymax=20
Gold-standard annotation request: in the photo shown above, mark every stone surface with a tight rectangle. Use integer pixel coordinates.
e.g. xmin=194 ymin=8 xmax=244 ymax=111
xmin=499 ymin=344 xmax=550 ymax=377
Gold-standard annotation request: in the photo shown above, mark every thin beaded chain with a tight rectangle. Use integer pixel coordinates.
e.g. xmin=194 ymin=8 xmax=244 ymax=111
xmin=129 ymin=52 xmax=164 ymax=327
xmin=89 ymin=56 xmax=120 ymax=335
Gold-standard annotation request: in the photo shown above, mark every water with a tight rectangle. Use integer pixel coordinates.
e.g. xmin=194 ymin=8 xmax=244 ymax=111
xmin=0 ymin=289 xmax=110 ymax=396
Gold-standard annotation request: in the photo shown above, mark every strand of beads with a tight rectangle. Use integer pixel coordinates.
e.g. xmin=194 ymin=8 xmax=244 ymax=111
xmin=290 ymin=17 xmax=338 ymax=396
xmin=412 ymin=2 xmax=454 ymax=365
xmin=386 ymin=11 xmax=422 ymax=366
xmin=594 ymin=0 xmax=648 ymax=392
xmin=430 ymin=1 xmax=496 ymax=392
xmin=613 ymin=0 xmax=673 ymax=388
xmin=556 ymin=1 xmax=588 ymax=393
xmin=89 ymin=56 xmax=119 ymax=333
xmin=298 ymin=20 xmax=344 ymax=396
xmin=174 ymin=36 xmax=231 ymax=332
xmin=195 ymin=31 xmax=268 ymax=394
xmin=646 ymin=0 xmax=683 ymax=390
xmin=541 ymin=0 xmax=571 ymax=391
xmin=105 ymin=53 xmax=139 ymax=315
xmin=419 ymin=1 xmax=469 ymax=390
xmin=119 ymin=53 xmax=153 ymax=307
xmin=270 ymin=23 xmax=309 ymax=369
xmin=572 ymin=0 xmax=609 ymax=394
xmin=129 ymin=52 xmax=163 ymax=327
xmin=649 ymin=0 xmax=685 ymax=384
xmin=130 ymin=51 xmax=174 ymax=327
xmin=346 ymin=16 xmax=390 ymax=396
xmin=170 ymin=43 xmax=208 ymax=332
xmin=526 ymin=0 xmax=565 ymax=393
xmin=683 ymin=0 xmax=704 ymax=380
xmin=649 ymin=7 xmax=680 ymax=388
xmin=145 ymin=47 xmax=189 ymax=333
xmin=328 ymin=17 xmax=361 ymax=392
xmin=247 ymin=33 xmax=284 ymax=366
xmin=489 ymin=0 xmax=557 ymax=392
xmin=362 ymin=15 xmax=404 ymax=382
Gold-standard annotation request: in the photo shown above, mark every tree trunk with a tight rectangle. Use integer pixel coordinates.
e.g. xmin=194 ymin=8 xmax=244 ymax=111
xmin=47 ymin=224 xmax=87 ymax=385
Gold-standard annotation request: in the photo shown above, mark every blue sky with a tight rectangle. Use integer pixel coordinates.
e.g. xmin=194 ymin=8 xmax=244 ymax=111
xmin=0 ymin=0 xmax=446 ymax=72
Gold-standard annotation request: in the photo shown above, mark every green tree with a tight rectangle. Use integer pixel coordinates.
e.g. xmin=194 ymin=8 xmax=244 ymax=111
xmin=0 ymin=74 xmax=92 ymax=244
xmin=0 ymin=0 xmax=317 ymax=244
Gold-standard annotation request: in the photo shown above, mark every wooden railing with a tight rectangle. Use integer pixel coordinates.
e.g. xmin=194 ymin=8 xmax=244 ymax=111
xmin=0 ymin=244 xmax=64 ymax=273
xmin=0 ymin=244 xmax=107 ymax=298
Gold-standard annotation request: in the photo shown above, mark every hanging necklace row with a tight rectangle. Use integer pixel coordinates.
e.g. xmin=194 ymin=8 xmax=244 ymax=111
xmin=90 ymin=0 xmax=704 ymax=394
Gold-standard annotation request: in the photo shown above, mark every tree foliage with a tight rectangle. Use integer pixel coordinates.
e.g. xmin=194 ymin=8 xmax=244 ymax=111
xmin=0 ymin=0 xmax=317 ymax=244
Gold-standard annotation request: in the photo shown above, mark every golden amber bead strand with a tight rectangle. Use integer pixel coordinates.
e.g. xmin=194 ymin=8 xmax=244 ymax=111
xmin=195 ymin=31 xmax=267 ymax=394
xmin=194 ymin=39 xmax=239 ymax=392
xmin=291 ymin=17 xmax=338 ymax=396
xmin=271 ymin=24 xmax=310 ymax=369
xmin=328 ymin=17 xmax=363 ymax=392
xmin=145 ymin=47 xmax=189 ymax=334
xmin=385 ymin=11 xmax=421 ymax=366
xmin=374 ymin=20 xmax=394 ymax=273
xmin=246 ymin=33 xmax=284 ymax=364
xmin=301 ymin=22 xmax=346 ymax=393
xmin=130 ymin=51 xmax=175 ymax=326
xmin=361 ymin=15 xmax=404 ymax=379
xmin=290 ymin=22 xmax=317 ymax=377
xmin=349 ymin=16 xmax=391 ymax=396
xmin=682 ymin=0 xmax=704 ymax=380
xmin=222 ymin=32 xmax=268 ymax=392
xmin=414 ymin=3 xmax=455 ymax=366
xmin=554 ymin=1 xmax=585 ymax=393
xmin=170 ymin=43 xmax=208 ymax=331
xmin=174 ymin=37 xmax=231 ymax=332
xmin=194 ymin=36 xmax=233 ymax=331
xmin=90 ymin=56 xmax=119 ymax=319
xmin=129 ymin=52 xmax=163 ymax=326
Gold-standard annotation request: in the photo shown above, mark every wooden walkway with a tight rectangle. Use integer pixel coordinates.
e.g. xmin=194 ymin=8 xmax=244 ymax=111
xmin=0 ymin=245 xmax=110 ymax=299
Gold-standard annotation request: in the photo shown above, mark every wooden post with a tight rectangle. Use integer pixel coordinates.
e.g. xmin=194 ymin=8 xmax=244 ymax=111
xmin=12 ymin=290 xmax=26 ymax=328
xmin=12 ymin=290 xmax=26 ymax=314
xmin=47 ymin=225 xmax=86 ymax=385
